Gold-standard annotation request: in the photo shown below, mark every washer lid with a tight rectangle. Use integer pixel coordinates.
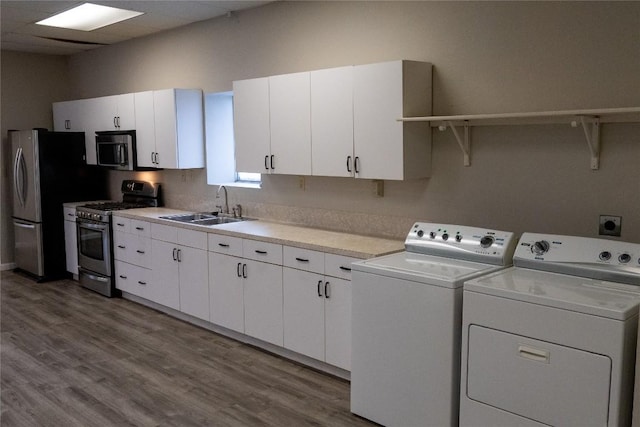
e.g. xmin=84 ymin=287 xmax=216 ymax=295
xmin=465 ymin=267 xmax=640 ymax=320
xmin=352 ymin=251 xmax=505 ymax=288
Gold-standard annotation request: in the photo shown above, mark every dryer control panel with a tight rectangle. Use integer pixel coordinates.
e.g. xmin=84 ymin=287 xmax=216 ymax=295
xmin=514 ymin=232 xmax=640 ymax=285
xmin=405 ymin=223 xmax=517 ymax=266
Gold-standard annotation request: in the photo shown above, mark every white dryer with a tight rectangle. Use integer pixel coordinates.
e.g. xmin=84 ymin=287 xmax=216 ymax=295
xmin=351 ymin=222 xmax=517 ymax=427
xmin=460 ymin=233 xmax=640 ymax=427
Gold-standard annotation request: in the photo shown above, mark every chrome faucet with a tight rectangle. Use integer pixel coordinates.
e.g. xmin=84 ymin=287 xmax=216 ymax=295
xmin=215 ymin=185 xmax=229 ymax=214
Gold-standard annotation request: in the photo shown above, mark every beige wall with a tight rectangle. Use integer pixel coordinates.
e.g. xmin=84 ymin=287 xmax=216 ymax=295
xmin=0 ymin=51 xmax=71 ymax=266
xmin=2 ymin=1 xmax=639 ymax=262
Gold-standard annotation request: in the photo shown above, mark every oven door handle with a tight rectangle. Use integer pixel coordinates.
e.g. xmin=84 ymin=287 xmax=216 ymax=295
xmin=78 ymin=221 xmax=109 ymax=231
xmin=81 ymin=270 xmax=110 ymax=283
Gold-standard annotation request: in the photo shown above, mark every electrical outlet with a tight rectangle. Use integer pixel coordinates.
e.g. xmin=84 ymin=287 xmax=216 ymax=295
xmin=599 ymin=215 xmax=621 ymax=237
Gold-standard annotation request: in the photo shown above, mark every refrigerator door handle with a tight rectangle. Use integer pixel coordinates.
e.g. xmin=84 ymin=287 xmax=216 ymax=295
xmin=14 ymin=221 xmax=36 ymax=229
xmin=13 ymin=147 xmax=26 ymax=207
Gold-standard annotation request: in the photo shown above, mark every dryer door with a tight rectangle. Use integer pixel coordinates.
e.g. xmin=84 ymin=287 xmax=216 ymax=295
xmin=466 ymin=325 xmax=611 ymax=426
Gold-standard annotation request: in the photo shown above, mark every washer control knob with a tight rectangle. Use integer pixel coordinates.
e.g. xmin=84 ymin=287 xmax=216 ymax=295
xmin=480 ymin=235 xmax=495 ymax=249
xmin=618 ymin=253 xmax=631 ymax=264
xmin=442 ymin=233 xmax=449 ymax=241
xmin=599 ymin=251 xmax=612 ymax=261
xmin=417 ymin=230 xmax=424 ymax=238
xmin=429 ymin=231 xmax=436 ymax=239
xmin=532 ymin=240 xmax=550 ymax=255
xmin=455 ymin=234 xmax=462 ymax=243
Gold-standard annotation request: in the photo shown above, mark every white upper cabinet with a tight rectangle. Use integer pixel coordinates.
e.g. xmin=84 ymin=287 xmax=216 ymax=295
xmin=353 ymin=60 xmax=432 ymax=180
xmin=232 ymin=60 xmax=432 ymax=180
xmin=310 ymin=66 xmax=354 ymax=178
xmin=88 ymin=94 xmax=136 ymax=132
xmin=134 ymin=89 xmax=205 ymax=169
xmin=269 ymin=71 xmax=312 ymax=175
xmin=233 ymin=77 xmax=271 ymax=174
xmin=53 ymin=100 xmax=87 ymax=132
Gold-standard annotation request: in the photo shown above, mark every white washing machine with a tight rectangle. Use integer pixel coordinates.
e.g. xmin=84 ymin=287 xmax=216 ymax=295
xmin=460 ymin=233 xmax=640 ymax=427
xmin=351 ymin=222 xmax=517 ymax=427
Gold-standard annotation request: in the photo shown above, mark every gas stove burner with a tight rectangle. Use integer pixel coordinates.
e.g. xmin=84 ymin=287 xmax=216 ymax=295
xmin=82 ymin=202 xmax=151 ymax=211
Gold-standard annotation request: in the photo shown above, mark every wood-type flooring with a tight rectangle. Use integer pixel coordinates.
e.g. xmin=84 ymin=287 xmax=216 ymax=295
xmin=1 ymin=270 xmax=375 ymax=426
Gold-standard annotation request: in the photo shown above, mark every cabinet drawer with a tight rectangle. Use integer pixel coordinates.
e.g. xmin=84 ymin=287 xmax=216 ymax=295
xmin=208 ymin=234 xmax=243 ymax=257
xmin=130 ymin=219 xmax=150 ymax=237
xmin=63 ymin=206 xmax=77 ymax=222
xmin=325 ymin=254 xmax=358 ymax=280
xmin=178 ymin=228 xmax=207 ymax=250
xmin=243 ymin=239 xmax=282 ymax=264
xmin=283 ymin=246 xmax=324 ymax=274
xmin=113 ymin=231 xmax=130 ymax=261
xmin=113 ymin=216 xmax=131 ymax=233
xmin=151 ymin=223 xmax=178 ymax=243
xmin=115 ymin=260 xmax=150 ymax=299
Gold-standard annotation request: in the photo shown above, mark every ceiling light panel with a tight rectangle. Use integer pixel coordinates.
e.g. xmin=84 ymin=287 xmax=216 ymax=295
xmin=36 ymin=3 xmax=143 ymax=31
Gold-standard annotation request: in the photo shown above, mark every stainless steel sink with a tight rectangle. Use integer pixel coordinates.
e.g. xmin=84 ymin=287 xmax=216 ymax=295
xmin=159 ymin=213 xmax=249 ymax=226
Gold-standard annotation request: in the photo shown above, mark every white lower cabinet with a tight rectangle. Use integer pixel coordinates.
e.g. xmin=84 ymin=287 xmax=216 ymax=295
xmin=113 ymin=216 xmax=153 ymax=300
xmin=282 ymin=247 xmax=355 ymax=370
xmin=151 ymin=224 xmax=208 ymax=319
xmin=63 ymin=206 xmax=78 ymax=275
xmin=208 ymin=235 xmax=284 ymax=346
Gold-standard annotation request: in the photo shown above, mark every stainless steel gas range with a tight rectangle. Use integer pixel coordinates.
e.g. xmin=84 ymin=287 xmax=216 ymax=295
xmin=76 ymin=180 xmax=160 ymax=297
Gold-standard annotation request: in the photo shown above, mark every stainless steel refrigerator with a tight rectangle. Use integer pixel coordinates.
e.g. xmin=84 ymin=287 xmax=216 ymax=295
xmin=11 ymin=129 xmax=107 ymax=281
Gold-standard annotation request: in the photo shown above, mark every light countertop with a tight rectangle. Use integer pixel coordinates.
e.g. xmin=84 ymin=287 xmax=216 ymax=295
xmin=114 ymin=207 xmax=404 ymax=259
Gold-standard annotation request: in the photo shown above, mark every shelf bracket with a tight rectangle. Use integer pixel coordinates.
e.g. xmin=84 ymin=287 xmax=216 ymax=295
xmin=441 ymin=120 xmax=470 ymax=166
xmin=574 ymin=116 xmax=600 ymax=170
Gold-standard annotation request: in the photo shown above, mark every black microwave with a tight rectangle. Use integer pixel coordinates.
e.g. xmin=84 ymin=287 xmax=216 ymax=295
xmin=96 ymin=131 xmax=136 ymax=170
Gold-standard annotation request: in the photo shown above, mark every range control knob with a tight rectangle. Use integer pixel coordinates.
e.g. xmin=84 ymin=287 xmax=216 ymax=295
xmin=532 ymin=240 xmax=550 ymax=255
xmin=455 ymin=234 xmax=462 ymax=243
xmin=480 ymin=235 xmax=495 ymax=249
xmin=618 ymin=253 xmax=631 ymax=264
xmin=599 ymin=251 xmax=612 ymax=261
xmin=429 ymin=231 xmax=436 ymax=239
xmin=416 ymin=230 xmax=424 ymax=238
xmin=442 ymin=233 xmax=449 ymax=241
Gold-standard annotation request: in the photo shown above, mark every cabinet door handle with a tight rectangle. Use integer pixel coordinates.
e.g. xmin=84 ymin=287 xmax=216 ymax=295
xmin=177 ymin=249 xmax=182 ymax=262
xmin=67 ymin=213 xmax=75 ymax=217
xmin=135 ymin=226 xmax=144 ymax=231
xmin=242 ymin=263 xmax=247 ymax=279
xmin=116 ymin=222 xmax=125 ymax=227
xmin=136 ymin=250 xmax=145 ymax=254
xmin=119 ymin=275 xmax=127 ymax=279
xmin=138 ymin=281 xmax=147 ymax=285
xmin=255 ymin=250 xmax=267 ymax=255
xmin=317 ymin=280 xmax=323 ymax=297
xmin=117 ymin=245 xmax=126 ymax=249
xmin=265 ymin=155 xmax=269 ymax=171
xmin=339 ymin=266 xmax=352 ymax=272
xmin=151 ymin=152 xmax=155 ymax=164
xmin=172 ymin=248 xmax=178 ymax=261
xmin=113 ymin=117 xmax=118 ymax=128
xmin=295 ymin=257 xmax=309 ymax=263
xmin=346 ymin=155 xmax=352 ymax=173
xmin=354 ymin=156 xmax=360 ymax=174
xmin=270 ymin=155 xmax=274 ymax=170
xmin=237 ymin=262 xmax=242 ymax=278
xmin=324 ymin=281 xmax=330 ymax=299
xmin=218 ymin=243 xmax=230 ymax=248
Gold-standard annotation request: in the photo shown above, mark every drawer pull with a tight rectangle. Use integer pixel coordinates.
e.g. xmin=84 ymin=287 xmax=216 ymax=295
xmin=135 ymin=226 xmax=144 ymax=231
xmin=136 ymin=250 xmax=145 ymax=254
xmin=117 ymin=245 xmax=126 ymax=249
xmin=295 ymin=257 xmax=309 ymax=262
xmin=218 ymin=243 xmax=230 ymax=248
xmin=67 ymin=213 xmax=75 ymax=217
xmin=116 ymin=223 xmax=125 ymax=227
xmin=518 ymin=345 xmax=550 ymax=364
xmin=339 ymin=266 xmax=352 ymax=272
xmin=138 ymin=281 xmax=147 ymax=285
xmin=255 ymin=250 xmax=267 ymax=255
xmin=119 ymin=275 xmax=127 ymax=279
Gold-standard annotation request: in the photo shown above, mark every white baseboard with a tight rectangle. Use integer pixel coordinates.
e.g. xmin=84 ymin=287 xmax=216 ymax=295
xmin=1 ymin=263 xmax=16 ymax=271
